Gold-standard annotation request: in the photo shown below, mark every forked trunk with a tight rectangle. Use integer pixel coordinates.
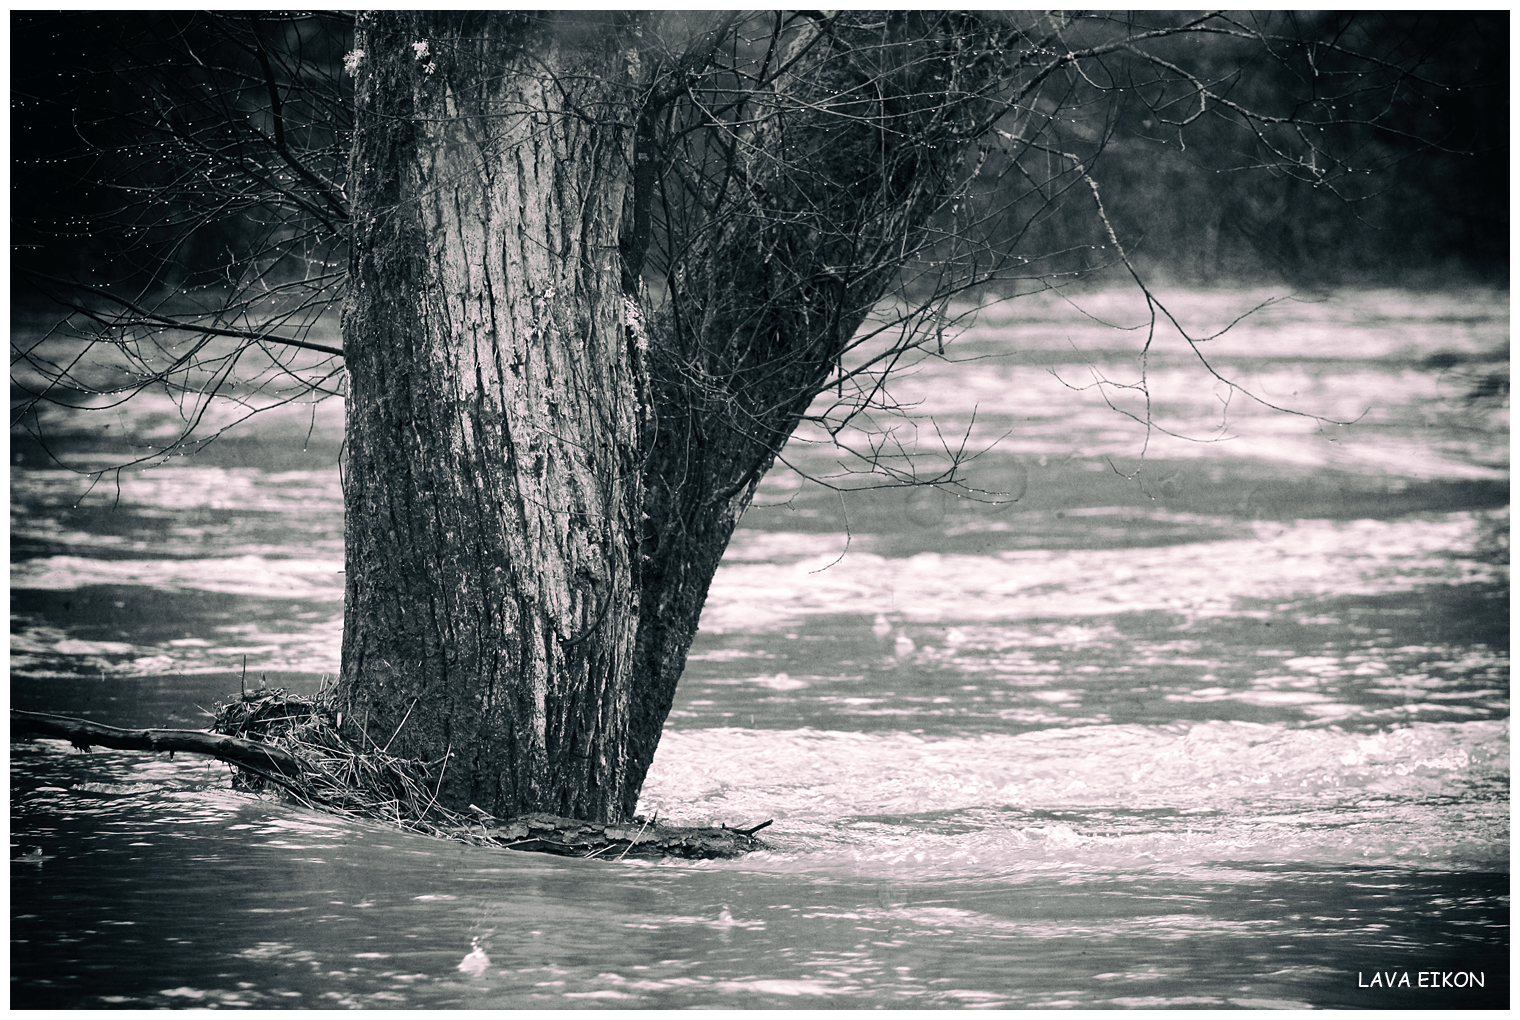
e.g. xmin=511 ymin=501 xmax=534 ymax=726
xmin=337 ymin=13 xmax=999 ymax=823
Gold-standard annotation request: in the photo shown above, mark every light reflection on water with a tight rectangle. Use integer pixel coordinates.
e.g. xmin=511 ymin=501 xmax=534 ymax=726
xmin=11 ymin=728 xmax=1507 ymax=1009
xmin=10 ymin=288 xmax=1509 ymax=1008
xmin=12 ymin=730 xmax=1508 ymax=1009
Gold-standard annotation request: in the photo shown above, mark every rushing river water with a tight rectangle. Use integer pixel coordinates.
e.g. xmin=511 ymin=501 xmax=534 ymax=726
xmin=11 ymin=287 xmax=1509 ymax=1008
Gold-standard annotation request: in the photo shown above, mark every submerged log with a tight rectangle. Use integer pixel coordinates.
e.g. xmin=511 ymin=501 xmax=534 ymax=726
xmin=484 ymin=811 xmax=773 ymax=860
xmin=11 ymin=709 xmax=304 ymax=776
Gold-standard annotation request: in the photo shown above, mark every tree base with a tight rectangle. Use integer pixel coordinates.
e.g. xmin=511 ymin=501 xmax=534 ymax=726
xmin=209 ymin=687 xmax=768 ymax=859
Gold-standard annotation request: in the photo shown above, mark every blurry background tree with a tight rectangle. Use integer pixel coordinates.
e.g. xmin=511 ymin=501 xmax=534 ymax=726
xmin=10 ymin=11 xmax=1508 ymax=822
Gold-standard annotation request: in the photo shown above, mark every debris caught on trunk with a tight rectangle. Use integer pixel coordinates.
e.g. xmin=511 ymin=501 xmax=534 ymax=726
xmin=16 ymin=688 xmax=769 ymax=860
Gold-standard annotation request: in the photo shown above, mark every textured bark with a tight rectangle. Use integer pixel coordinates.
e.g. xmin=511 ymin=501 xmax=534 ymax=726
xmin=338 ymin=13 xmax=644 ymax=821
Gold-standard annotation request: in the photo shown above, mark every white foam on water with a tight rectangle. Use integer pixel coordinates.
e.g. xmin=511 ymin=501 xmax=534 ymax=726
xmin=704 ymin=512 xmax=1499 ymax=633
xmin=639 ymin=719 xmax=1508 ymax=872
xmin=941 ymin=288 xmax=1507 ymax=361
xmin=12 ymin=553 xmax=345 ymax=600
xmin=819 ymin=287 xmax=1508 ymax=478
xmin=644 ymin=719 xmax=1506 ymax=820
xmin=12 ymin=465 xmax=342 ymax=514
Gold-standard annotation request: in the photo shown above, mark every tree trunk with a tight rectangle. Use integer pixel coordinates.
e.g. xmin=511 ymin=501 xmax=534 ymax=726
xmin=337 ymin=13 xmax=646 ymax=821
xmin=338 ymin=13 xmax=1004 ymax=824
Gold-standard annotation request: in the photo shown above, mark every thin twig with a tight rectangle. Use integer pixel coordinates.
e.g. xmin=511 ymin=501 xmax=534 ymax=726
xmin=616 ymin=818 xmax=653 ymax=861
xmin=382 ymin=697 xmax=419 ymax=753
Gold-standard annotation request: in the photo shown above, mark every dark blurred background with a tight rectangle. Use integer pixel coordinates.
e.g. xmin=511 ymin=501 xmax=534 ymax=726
xmin=12 ymin=11 xmax=352 ymax=307
xmin=11 ymin=10 xmax=1509 ymax=309
xmin=1048 ymin=11 xmax=1509 ymax=289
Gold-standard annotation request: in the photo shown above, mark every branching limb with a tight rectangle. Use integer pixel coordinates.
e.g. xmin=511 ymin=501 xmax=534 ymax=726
xmin=13 ymin=709 xmax=306 ymax=777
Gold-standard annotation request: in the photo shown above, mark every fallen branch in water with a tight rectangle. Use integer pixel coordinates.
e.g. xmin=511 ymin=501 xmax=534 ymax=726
xmin=11 ymin=709 xmax=304 ymax=776
xmin=14 ymin=692 xmax=773 ymax=860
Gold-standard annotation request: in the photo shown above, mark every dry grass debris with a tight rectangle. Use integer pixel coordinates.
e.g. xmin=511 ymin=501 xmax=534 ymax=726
xmin=213 ymin=684 xmax=472 ymax=841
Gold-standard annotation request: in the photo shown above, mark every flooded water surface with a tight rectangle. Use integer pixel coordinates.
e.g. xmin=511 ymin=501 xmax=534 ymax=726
xmin=11 ymin=288 xmax=1508 ymax=1008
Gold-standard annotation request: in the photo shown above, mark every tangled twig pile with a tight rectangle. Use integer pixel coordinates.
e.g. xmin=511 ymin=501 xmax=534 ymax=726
xmin=213 ymin=684 xmax=466 ymax=840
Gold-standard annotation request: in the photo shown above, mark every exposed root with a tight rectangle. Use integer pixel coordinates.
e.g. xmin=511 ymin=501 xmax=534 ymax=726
xmin=211 ymin=685 xmax=767 ymax=859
